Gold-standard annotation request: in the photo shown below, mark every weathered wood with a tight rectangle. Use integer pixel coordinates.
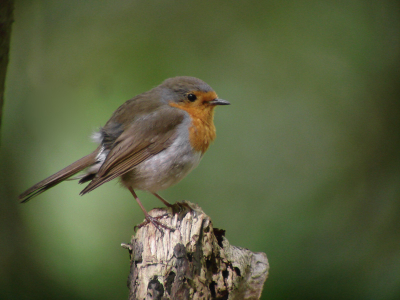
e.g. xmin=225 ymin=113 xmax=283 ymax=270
xmin=122 ymin=201 xmax=269 ymax=300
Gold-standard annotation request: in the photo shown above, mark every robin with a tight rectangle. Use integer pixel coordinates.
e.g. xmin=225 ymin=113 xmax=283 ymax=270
xmin=19 ymin=76 xmax=230 ymax=230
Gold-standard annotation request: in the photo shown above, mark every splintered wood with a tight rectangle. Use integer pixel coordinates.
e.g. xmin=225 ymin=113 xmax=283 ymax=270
xmin=122 ymin=201 xmax=269 ymax=300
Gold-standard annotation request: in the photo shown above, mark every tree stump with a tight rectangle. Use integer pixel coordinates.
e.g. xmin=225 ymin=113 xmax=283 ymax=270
xmin=122 ymin=201 xmax=269 ymax=300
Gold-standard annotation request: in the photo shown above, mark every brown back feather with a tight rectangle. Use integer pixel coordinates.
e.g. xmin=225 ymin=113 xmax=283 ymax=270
xmin=80 ymin=107 xmax=184 ymax=195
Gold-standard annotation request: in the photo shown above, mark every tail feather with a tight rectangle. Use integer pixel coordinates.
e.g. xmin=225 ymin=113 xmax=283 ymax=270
xmin=19 ymin=150 xmax=98 ymax=203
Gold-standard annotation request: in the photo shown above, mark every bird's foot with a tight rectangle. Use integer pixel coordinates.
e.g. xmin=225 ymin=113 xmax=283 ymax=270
xmin=152 ymin=193 xmax=194 ymax=216
xmin=134 ymin=213 xmax=175 ymax=235
xmin=170 ymin=201 xmax=193 ymax=215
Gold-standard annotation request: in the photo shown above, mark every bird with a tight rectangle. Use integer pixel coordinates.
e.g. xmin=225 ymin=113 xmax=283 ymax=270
xmin=19 ymin=76 xmax=230 ymax=231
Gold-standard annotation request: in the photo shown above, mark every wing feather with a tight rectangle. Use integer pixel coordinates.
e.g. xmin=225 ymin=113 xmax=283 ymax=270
xmin=80 ymin=107 xmax=185 ymax=194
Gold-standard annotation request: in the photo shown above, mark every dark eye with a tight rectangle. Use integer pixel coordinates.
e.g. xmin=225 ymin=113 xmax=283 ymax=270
xmin=187 ymin=94 xmax=197 ymax=102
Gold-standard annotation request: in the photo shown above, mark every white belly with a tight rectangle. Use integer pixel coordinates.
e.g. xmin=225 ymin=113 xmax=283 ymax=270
xmin=120 ymin=125 xmax=202 ymax=192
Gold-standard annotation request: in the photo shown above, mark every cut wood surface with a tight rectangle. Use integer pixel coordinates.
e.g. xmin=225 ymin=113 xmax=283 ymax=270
xmin=122 ymin=201 xmax=269 ymax=300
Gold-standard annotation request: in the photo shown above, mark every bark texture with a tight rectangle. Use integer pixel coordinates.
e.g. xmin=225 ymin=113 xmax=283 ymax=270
xmin=122 ymin=201 xmax=269 ymax=300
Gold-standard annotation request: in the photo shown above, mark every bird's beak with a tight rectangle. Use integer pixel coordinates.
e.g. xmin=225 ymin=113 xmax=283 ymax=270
xmin=209 ymin=98 xmax=230 ymax=105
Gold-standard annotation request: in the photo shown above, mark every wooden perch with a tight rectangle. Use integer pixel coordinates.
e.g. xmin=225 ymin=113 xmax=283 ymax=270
xmin=122 ymin=201 xmax=269 ymax=300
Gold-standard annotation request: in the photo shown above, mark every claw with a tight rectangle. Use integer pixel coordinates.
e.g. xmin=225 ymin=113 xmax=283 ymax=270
xmin=134 ymin=213 xmax=175 ymax=234
xmin=171 ymin=201 xmax=193 ymax=216
xmin=129 ymin=187 xmax=176 ymax=234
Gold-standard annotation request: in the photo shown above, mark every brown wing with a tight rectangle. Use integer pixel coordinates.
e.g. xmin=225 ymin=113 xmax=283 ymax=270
xmin=80 ymin=106 xmax=185 ymax=194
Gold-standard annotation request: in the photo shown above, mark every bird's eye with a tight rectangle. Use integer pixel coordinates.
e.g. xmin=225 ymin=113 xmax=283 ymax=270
xmin=187 ymin=94 xmax=197 ymax=102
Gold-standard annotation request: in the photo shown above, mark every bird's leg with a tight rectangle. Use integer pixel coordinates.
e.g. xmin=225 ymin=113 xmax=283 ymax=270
xmin=152 ymin=192 xmax=192 ymax=214
xmin=128 ymin=187 xmax=174 ymax=233
xmin=152 ymin=192 xmax=173 ymax=207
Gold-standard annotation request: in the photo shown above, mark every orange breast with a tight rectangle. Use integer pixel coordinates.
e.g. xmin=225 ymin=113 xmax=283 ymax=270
xmin=169 ymin=103 xmax=216 ymax=153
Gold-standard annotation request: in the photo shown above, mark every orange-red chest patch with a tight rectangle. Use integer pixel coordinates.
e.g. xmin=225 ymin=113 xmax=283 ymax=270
xmin=169 ymin=102 xmax=216 ymax=153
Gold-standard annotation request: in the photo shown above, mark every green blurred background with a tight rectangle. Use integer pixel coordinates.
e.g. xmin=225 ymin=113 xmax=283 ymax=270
xmin=1 ymin=0 xmax=400 ymax=299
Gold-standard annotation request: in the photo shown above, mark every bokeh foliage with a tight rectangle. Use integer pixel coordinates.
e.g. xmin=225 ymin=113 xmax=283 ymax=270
xmin=1 ymin=1 xmax=400 ymax=299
